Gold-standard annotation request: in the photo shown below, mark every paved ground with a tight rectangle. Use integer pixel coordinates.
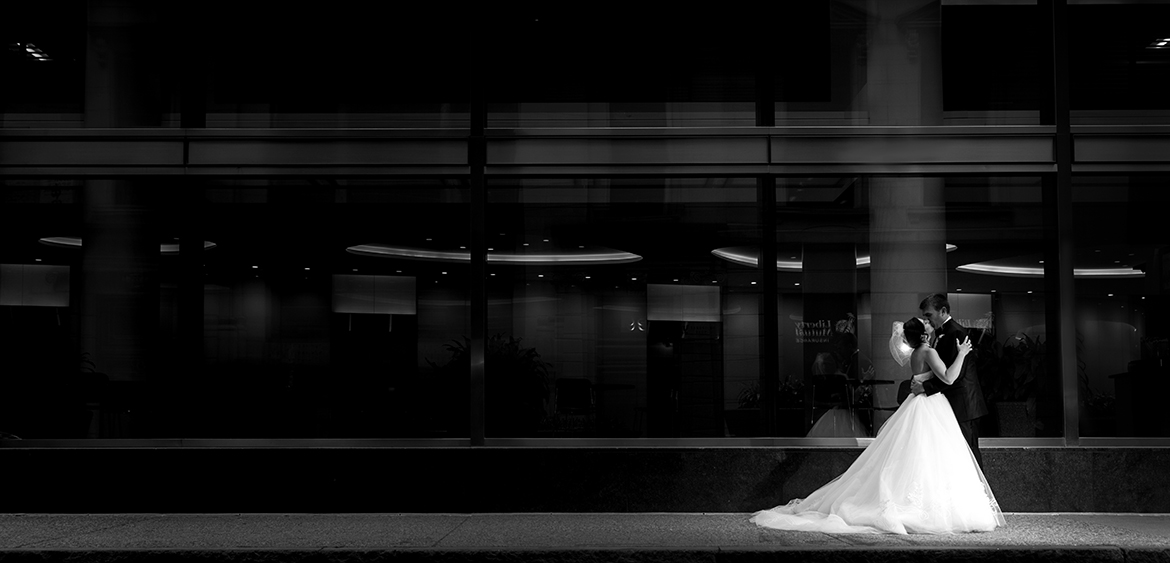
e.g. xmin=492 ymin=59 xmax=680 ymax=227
xmin=0 ymin=513 xmax=1166 ymax=562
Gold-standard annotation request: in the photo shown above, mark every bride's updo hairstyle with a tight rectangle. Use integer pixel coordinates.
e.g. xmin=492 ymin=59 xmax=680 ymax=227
xmin=903 ymin=317 xmax=928 ymax=348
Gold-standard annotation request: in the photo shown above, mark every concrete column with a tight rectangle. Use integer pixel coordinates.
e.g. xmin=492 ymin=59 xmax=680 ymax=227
xmin=858 ymin=0 xmax=944 ymax=127
xmin=859 ymin=0 xmax=948 ymax=427
xmin=868 ymin=182 xmax=947 ymax=426
xmin=81 ymin=0 xmax=161 ymax=382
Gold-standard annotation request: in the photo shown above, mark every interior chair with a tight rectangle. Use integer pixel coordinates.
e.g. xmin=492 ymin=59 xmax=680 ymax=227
xmin=553 ymin=378 xmax=596 ymax=436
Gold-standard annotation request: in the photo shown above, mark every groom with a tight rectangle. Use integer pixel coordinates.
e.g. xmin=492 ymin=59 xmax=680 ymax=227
xmin=910 ymin=293 xmax=989 ymax=469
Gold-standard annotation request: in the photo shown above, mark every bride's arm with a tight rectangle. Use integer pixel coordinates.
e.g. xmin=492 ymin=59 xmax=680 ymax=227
xmin=923 ymin=343 xmax=970 ymax=385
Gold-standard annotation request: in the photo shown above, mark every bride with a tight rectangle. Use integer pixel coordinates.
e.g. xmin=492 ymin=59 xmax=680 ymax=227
xmin=751 ymin=317 xmax=1004 ymax=535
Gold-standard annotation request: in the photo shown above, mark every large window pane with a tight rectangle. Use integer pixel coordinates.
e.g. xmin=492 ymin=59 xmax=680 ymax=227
xmin=772 ymin=177 xmax=1058 ymax=439
xmin=484 ymin=178 xmax=760 ymax=437
xmin=1 ymin=1 xmax=86 ymax=127
xmin=1070 ymin=3 xmax=1170 ymax=125
xmin=0 ymin=180 xmax=183 ymax=439
xmin=1072 ymin=177 xmax=1170 ymax=438
xmin=198 ymin=180 xmax=470 ymax=438
xmin=201 ymin=3 xmax=469 ymax=128
xmin=484 ymin=7 xmax=814 ymax=128
xmin=775 ymin=1 xmax=1044 ymax=127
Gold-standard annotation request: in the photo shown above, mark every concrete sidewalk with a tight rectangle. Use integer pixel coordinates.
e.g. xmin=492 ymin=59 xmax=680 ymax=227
xmin=0 ymin=513 xmax=1167 ymax=562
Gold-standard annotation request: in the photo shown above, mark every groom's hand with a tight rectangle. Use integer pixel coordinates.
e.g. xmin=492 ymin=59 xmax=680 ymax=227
xmin=910 ymin=379 xmax=925 ymax=395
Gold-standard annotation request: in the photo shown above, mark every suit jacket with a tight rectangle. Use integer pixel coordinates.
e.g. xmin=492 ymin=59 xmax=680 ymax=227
xmin=922 ymin=318 xmax=988 ymax=422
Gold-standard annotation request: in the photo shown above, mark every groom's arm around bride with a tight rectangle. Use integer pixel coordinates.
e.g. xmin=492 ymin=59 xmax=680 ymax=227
xmin=912 ymin=294 xmax=989 ymax=469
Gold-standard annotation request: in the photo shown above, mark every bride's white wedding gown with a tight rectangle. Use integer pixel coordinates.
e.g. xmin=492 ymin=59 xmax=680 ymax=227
xmin=751 ymin=374 xmax=1005 ymax=535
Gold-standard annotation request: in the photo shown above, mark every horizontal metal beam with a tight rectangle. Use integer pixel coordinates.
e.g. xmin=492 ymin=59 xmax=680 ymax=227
xmin=13 ymin=125 xmax=1170 ymax=177
xmin=1071 ymin=126 xmax=1170 ymax=173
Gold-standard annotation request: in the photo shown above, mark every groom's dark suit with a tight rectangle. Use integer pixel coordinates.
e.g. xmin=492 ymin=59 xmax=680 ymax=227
xmin=922 ymin=317 xmax=988 ymax=468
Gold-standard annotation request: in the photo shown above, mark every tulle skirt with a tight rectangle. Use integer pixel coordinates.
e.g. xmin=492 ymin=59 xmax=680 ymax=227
xmin=751 ymin=392 xmax=1004 ymax=535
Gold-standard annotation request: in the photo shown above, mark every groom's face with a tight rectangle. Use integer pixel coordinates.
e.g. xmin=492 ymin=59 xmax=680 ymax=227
xmin=921 ymin=305 xmax=944 ymax=329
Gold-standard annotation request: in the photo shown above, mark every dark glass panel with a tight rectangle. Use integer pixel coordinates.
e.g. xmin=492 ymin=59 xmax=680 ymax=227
xmin=201 ymin=2 xmax=469 ymax=128
xmin=1070 ymin=4 xmax=1170 ymax=123
xmin=1072 ymin=176 xmax=1170 ymax=437
xmin=197 ymin=180 xmax=470 ymax=438
xmin=484 ymin=178 xmax=760 ymax=437
xmin=0 ymin=179 xmax=183 ymax=439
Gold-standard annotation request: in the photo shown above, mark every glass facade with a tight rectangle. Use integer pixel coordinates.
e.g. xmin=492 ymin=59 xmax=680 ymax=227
xmin=1072 ymin=177 xmax=1170 ymax=438
xmin=1 ymin=0 xmax=1168 ymax=446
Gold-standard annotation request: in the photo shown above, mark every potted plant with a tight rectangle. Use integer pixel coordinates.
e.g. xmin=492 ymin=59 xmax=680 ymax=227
xmin=724 ymin=379 xmax=807 ymax=437
xmin=427 ymin=334 xmax=551 ymax=436
xmin=724 ymin=380 xmax=762 ymax=437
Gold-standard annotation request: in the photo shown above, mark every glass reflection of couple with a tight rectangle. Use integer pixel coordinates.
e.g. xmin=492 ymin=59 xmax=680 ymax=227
xmin=752 ymin=294 xmax=1004 ymax=534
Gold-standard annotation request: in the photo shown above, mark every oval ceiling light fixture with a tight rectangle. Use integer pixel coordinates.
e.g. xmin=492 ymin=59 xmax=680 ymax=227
xmin=346 ymin=243 xmax=642 ymax=265
xmin=956 ymin=262 xmax=1144 ymax=279
xmin=710 ymin=247 xmax=803 ymax=271
xmin=958 ymin=246 xmax=1150 ymax=279
xmin=40 ymin=237 xmax=217 ymax=254
xmin=712 ymin=244 xmax=956 ymax=270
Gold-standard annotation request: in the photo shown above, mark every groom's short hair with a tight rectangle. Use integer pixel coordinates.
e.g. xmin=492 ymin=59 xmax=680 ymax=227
xmin=920 ymin=293 xmax=950 ymax=314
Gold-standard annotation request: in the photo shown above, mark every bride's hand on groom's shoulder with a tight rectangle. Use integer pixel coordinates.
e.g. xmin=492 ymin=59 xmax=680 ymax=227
xmin=958 ymin=335 xmax=973 ymax=355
